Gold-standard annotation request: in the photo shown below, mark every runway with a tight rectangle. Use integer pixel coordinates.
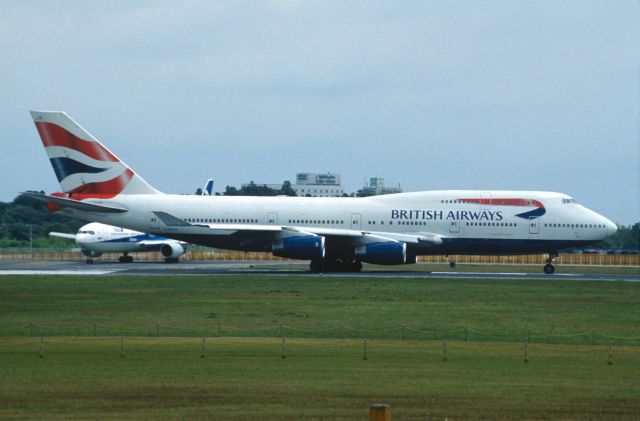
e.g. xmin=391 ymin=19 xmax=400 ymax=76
xmin=0 ymin=259 xmax=638 ymax=282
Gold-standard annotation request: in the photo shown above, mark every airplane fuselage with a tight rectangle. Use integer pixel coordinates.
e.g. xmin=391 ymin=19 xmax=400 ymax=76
xmin=58 ymin=190 xmax=615 ymax=257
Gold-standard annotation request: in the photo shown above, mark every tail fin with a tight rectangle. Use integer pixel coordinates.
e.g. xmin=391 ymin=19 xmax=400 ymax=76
xmin=30 ymin=111 xmax=160 ymax=198
xmin=203 ymin=179 xmax=214 ymax=196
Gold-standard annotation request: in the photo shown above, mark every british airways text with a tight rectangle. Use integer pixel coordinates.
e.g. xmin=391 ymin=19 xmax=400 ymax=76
xmin=391 ymin=209 xmax=503 ymax=221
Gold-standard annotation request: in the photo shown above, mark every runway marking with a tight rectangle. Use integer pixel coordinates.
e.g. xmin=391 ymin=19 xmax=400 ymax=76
xmin=0 ymin=270 xmax=121 ymax=276
xmin=432 ymin=271 xmax=580 ymax=277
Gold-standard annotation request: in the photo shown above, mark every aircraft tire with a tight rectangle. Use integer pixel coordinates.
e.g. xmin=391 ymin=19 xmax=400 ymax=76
xmin=543 ymin=263 xmax=555 ymax=274
xmin=309 ymin=260 xmax=324 ymax=273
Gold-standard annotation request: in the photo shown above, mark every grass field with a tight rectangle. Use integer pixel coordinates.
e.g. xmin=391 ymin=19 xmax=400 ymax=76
xmin=1 ymin=274 xmax=639 ymax=419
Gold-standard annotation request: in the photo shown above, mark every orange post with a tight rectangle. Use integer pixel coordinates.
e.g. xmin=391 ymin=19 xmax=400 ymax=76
xmin=369 ymin=403 xmax=391 ymax=421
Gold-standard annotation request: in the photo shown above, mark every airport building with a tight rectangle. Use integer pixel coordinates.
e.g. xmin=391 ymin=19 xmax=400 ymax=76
xmin=241 ymin=172 xmax=345 ymax=197
xmin=294 ymin=172 xmax=344 ymax=197
xmin=359 ymin=177 xmax=402 ymax=196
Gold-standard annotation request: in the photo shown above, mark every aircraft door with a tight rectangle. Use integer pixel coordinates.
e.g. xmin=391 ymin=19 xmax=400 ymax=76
xmin=480 ymin=192 xmax=491 ymax=210
xmin=267 ymin=212 xmax=278 ymax=225
xmin=449 ymin=220 xmax=460 ymax=233
xmin=529 ymin=217 xmax=539 ymax=235
xmin=149 ymin=212 xmax=160 ymax=229
xmin=351 ymin=213 xmax=361 ymax=230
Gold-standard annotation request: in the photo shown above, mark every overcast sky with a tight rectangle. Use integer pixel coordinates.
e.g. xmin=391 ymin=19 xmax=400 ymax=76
xmin=1 ymin=1 xmax=638 ymax=224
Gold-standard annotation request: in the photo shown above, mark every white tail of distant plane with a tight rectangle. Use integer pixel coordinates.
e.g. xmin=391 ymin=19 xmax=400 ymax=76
xmin=202 ymin=179 xmax=214 ymax=196
xmin=30 ymin=111 xmax=160 ymax=198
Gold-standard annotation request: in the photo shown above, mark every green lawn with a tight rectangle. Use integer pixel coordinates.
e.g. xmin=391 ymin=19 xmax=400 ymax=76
xmin=0 ymin=274 xmax=639 ymax=419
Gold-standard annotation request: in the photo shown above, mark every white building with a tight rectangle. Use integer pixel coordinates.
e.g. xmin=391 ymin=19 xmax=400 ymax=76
xmin=294 ymin=172 xmax=344 ymax=197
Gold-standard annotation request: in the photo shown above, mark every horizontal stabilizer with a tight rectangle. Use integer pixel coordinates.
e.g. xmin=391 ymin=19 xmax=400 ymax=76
xmin=49 ymin=232 xmax=77 ymax=240
xmin=20 ymin=191 xmax=128 ymax=213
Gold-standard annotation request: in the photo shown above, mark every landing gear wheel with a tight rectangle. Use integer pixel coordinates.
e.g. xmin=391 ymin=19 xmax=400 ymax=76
xmin=449 ymin=261 xmax=456 ymax=268
xmin=353 ymin=261 xmax=363 ymax=272
xmin=86 ymin=258 xmax=94 ymax=264
xmin=543 ymin=252 xmax=558 ymax=274
xmin=310 ymin=260 xmax=324 ymax=273
xmin=119 ymin=255 xmax=134 ymax=263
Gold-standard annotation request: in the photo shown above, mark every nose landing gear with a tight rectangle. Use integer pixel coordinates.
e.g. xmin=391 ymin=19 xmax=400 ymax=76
xmin=543 ymin=252 xmax=558 ymax=274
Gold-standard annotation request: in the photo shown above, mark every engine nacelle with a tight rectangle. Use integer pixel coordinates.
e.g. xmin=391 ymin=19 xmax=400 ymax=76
xmin=273 ymin=235 xmax=325 ymax=260
xmin=355 ymin=242 xmax=407 ymax=265
xmin=81 ymin=249 xmax=102 ymax=258
xmin=160 ymin=242 xmax=186 ymax=259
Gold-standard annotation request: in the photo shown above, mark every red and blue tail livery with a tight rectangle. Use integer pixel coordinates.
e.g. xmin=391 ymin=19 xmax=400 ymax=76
xmin=31 ymin=111 xmax=158 ymax=199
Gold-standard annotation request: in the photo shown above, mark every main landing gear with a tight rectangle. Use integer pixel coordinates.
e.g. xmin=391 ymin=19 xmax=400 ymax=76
xmin=118 ymin=253 xmax=134 ymax=263
xmin=543 ymin=252 xmax=558 ymax=274
xmin=310 ymin=259 xmax=363 ymax=273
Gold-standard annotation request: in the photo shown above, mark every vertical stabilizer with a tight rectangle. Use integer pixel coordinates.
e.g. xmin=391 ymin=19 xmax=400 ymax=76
xmin=31 ymin=111 xmax=160 ymax=197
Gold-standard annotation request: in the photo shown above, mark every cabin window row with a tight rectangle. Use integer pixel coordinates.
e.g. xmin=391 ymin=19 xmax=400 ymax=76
xmin=287 ymin=220 xmax=345 ymax=225
xmin=544 ymin=223 xmax=606 ymax=228
xmin=186 ymin=218 xmax=258 ymax=223
xmin=465 ymin=222 xmax=517 ymax=227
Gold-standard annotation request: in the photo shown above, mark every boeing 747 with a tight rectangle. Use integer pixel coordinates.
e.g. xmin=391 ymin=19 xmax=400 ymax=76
xmin=24 ymin=111 xmax=617 ymax=273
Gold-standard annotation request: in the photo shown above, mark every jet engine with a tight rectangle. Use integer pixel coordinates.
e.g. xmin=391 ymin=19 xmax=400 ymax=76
xmin=81 ymin=249 xmax=102 ymax=258
xmin=160 ymin=242 xmax=186 ymax=259
xmin=273 ymin=235 xmax=325 ymax=260
xmin=355 ymin=242 xmax=407 ymax=265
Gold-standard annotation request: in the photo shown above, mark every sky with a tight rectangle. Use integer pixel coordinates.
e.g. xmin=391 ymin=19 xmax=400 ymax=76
xmin=1 ymin=1 xmax=638 ymax=224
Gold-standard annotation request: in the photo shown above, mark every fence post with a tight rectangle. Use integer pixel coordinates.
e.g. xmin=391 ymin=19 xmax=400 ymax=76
xmin=120 ymin=337 xmax=125 ymax=358
xmin=363 ymin=338 xmax=368 ymax=360
xmin=39 ymin=337 xmax=45 ymax=358
xmin=369 ymin=403 xmax=391 ymax=421
xmin=523 ymin=340 xmax=528 ymax=363
xmin=607 ymin=342 xmax=612 ymax=365
xmin=443 ymin=339 xmax=447 ymax=361
xmin=281 ymin=337 xmax=286 ymax=359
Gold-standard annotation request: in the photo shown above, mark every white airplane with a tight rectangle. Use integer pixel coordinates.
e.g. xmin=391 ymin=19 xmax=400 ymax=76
xmin=25 ymin=111 xmax=617 ymax=274
xmin=50 ymin=222 xmax=187 ymax=263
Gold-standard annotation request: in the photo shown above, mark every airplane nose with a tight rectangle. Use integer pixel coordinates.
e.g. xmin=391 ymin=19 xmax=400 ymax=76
xmin=606 ymin=219 xmax=617 ymax=237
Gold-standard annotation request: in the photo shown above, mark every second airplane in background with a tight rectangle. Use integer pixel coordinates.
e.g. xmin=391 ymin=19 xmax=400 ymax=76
xmin=51 ymin=222 xmax=187 ymax=264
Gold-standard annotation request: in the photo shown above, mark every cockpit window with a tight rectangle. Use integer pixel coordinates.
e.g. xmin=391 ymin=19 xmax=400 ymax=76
xmin=562 ymin=198 xmax=577 ymax=204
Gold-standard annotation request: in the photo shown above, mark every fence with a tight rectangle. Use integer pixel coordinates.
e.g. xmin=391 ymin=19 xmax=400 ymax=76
xmin=0 ymin=250 xmax=638 ymax=266
xmin=9 ymin=321 xmax=640 ymax=346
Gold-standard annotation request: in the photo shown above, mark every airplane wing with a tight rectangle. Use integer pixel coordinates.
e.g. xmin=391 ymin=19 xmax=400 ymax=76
xmin=49 ymin=232 xmax=77 ymax=240
xmin=151 ymin=211 xmax=445 ymax=251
